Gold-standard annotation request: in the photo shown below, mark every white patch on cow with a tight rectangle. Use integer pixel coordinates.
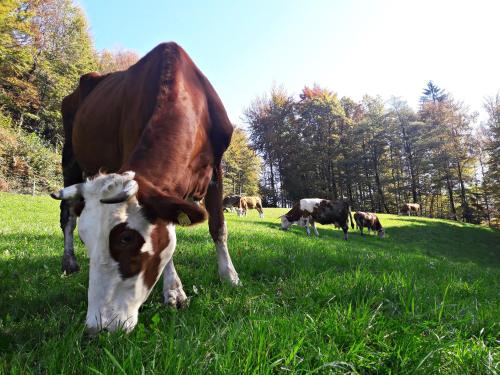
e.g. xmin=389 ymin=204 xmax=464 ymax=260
xmin=299 ymin=198 xmax=323 ymax=214
xmin=74 ymin=172 xmax=176 ymax=333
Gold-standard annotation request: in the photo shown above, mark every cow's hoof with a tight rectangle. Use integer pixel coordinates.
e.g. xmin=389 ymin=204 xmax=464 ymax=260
xmin=164 ymin=287 xmax=188 ymax=309
xmin=61 ymin=256 xmax=80 ymax=274
xmin=220 ymin=269 xmax=241 ymax=286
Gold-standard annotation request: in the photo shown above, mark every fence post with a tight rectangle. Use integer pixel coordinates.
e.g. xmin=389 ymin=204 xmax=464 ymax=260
xmin=32 ymin=179 xmax=36 ymax=196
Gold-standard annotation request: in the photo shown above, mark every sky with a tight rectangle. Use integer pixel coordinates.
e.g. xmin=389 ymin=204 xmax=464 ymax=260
xmin=78 ymin=0 xmax=499 ymax=125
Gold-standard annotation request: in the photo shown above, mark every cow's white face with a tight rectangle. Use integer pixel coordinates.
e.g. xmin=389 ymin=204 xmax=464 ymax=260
xmin=52 ymin=171 xmax=205 ymax=333
xmin=280 ymin=215 xmax=293 ymax=230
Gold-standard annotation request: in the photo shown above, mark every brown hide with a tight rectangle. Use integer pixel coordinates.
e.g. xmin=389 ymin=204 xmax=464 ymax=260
xmin=240 ymin=196 xmax=262 ymax=210
xmin=400 ymin=203 xmax=420 ymax=214
xmin=62 ymin=42 xmax=233 ymax=208
xmin=353 ymin=211 xmax=383 ymax=232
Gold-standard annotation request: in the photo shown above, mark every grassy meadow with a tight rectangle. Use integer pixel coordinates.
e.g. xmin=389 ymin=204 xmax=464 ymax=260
xmin=0 ymin=192 xmax=499 ymax=374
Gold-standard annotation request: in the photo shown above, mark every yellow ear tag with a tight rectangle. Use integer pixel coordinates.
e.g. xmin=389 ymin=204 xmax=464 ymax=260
xmin=177 ymin=212 xmax=191 ymax=226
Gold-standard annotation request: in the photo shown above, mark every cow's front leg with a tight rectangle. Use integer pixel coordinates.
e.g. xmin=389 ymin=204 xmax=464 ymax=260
xmin=205 ymin=166 xmax=240 ymax=285
xmin=214 ymin=221 xmax=240 ymax=285
xmin=305 ymin=220 xmax=311 ymax=236
xmin=163 ymin=259 xmax=188 ymax=308
xmin=60 ymin=200 xmax=80 ymax=273
xmin=342 ymin=224 xmax=349 ymax=240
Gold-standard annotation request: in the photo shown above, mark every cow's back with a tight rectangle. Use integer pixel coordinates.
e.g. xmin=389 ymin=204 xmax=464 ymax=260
xmin=312 ymin=200 xmax=349 ymax=225
xmin=72 ymin=44 xmax=181 ymax=174
xmin=68 ymin=42 xmax=233 ymax=199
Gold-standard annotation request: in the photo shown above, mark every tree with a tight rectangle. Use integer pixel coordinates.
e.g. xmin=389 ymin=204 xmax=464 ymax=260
xmin=483 ymin=93 xmax=500 ymax=218
xmin=98 ymin=48 xmax=139 ymax=74
xmin=0 ymin=0 xmax=37 ymax=122
xmin=222 ymin=127 xmax=262 ymax=196
xmin=26 ymin=0 xmax=98 ymax=145
xmin=245 ymin=86 xmax=296 ymax=206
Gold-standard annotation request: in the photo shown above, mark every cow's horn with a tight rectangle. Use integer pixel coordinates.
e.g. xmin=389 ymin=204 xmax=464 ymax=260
xmin=100 ymin=180 xmax=139 ymax=204
xmin=50 ymin=183 xmax=83 ymax=200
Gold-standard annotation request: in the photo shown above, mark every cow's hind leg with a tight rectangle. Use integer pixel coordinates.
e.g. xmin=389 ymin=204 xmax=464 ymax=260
xmin=205 ymin=166 xmax=240 ymax=285
xmin=257 ymin=205 xmax=264 ymax=219
xmin=163 ymin=259 xmax=188 ymax=308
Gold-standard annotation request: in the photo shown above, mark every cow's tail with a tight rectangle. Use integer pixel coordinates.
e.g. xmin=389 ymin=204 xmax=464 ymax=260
xmin=349 ymin=205 xmax=354 ymax=229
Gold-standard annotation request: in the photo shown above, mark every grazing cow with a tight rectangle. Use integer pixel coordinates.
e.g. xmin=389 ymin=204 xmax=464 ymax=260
xmin=280 ymin=198 xmax=354 ymax=240
xmin=353 ymin=211 xmax=385 ymax=238
xmin=399 ymin=203 xmax=420 ymax=216
xmin=239 ymin=196 xmax=264 ymax=218
xmin=222 ymin=195 xmax=241 ymax=213
xmin=50 ymin=42 xmax=240 ymax=333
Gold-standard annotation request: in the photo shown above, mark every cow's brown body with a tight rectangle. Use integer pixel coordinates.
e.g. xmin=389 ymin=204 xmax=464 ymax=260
xmin=399 ymin=203 xmax=420 ymax=216
xmin=58 ymin=42 xmax=233 ymax=274
xmin=239 ymin=196 xmax=264 ymax=217
xmin=353 ymin=211 xmax=384 ymax=237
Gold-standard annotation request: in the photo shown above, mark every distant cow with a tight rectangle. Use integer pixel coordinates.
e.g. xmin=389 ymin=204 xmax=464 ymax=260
xmin=354 ymin=211 xmax=385 ymax=238
xmin=239 ymin=196 xmax=264 ymax=218
xmin=280 ymin=198 xmax=354 ymax=240
xmin=222 ymin=195 xmax=241 ymax=213
xmin=399 ymin=203 xmax=420 ymax=216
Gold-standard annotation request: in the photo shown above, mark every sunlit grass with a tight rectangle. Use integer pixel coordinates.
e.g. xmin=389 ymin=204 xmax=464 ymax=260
xmin=0 ymin=192 xmax=499 ymax=373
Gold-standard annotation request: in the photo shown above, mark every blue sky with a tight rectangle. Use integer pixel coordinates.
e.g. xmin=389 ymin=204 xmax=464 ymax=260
xmin=79 ymin=0 xmax=499 ymax=124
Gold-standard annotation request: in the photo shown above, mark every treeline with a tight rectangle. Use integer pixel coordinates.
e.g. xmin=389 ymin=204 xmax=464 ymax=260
xmin=0 ymin=0 xmax=138 ymax=192
xmin=244 ymin=83 xmax=500 ymax=225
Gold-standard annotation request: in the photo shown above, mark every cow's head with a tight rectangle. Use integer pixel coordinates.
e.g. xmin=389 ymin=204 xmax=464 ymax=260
xmin=279 ymin=215 xmax=293 ymax=230
xmin=377 ymin=229 xmax=385 ymax=238
xmin=51 ymin=171 xmax=206 ymax=333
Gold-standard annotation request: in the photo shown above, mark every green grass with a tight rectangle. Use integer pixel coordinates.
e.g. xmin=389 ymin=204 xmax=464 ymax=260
xmin=0 ymin=192 xmax=499 ymax=374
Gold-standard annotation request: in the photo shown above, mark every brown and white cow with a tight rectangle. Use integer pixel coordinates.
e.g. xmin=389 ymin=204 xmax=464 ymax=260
xmin=353 ymin=211 xmax=385 ymax=238
xmin=238 ymin=196 xmax=264 ymax=218
xmin=280 ymin=198 xmax=354 ymax=240
xmin=399 ymin=203 xmax=420 ymax=216
xmin=51 ymin=42 xmax=240 ymax=333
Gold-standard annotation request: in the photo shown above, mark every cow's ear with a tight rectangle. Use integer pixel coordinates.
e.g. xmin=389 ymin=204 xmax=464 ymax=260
xmin=140 ymin=194 xmax=207 ymax=226
xmin=135 ymin=175 xmax=207 ymax=226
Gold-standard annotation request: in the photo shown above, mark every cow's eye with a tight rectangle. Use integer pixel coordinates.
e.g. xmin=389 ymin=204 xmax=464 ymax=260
xmin=119 ymin=232 xmax=135 ymax=245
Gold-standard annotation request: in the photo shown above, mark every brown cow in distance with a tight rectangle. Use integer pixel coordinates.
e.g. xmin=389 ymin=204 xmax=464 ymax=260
xmin=239 ymin=196 xmax=264 ymax=218
xmin=50 ymin=42 xmax=240 ymax=333
xmin=353 ymin=211 xmax=385 ymax=238
xmin=399 ymin=203 xmax=420 ymax=216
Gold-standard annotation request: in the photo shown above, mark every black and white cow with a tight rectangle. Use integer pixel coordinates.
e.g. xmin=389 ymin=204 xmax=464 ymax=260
xmin=280 ymin=198 xmax=354 ymax=240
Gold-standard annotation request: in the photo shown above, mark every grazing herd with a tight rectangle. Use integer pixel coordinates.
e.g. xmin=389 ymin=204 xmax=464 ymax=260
xmin=48 ymin=42 xmax=422 ymax=333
